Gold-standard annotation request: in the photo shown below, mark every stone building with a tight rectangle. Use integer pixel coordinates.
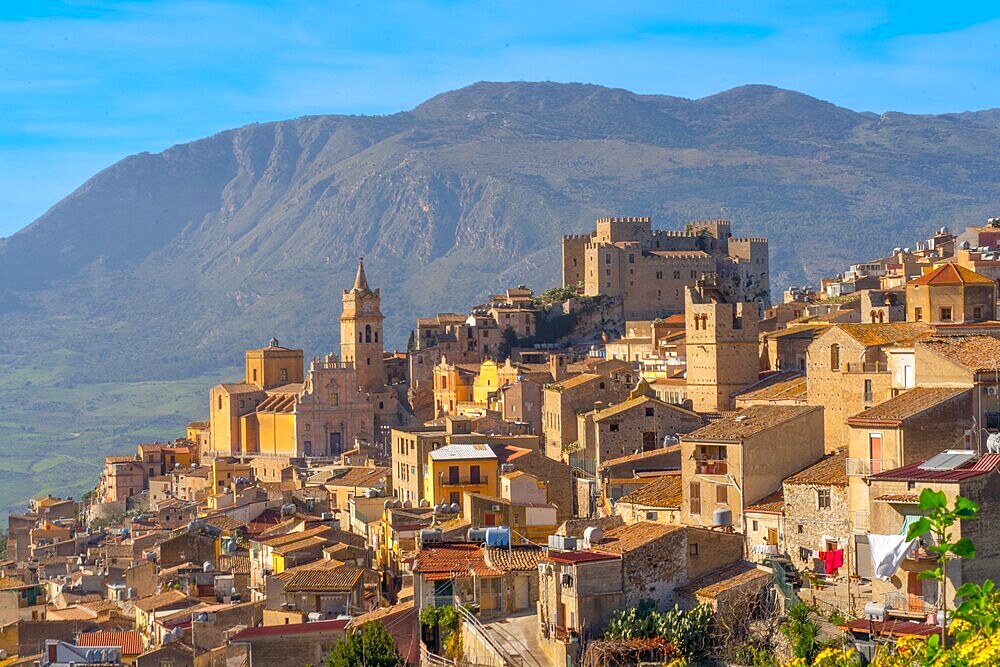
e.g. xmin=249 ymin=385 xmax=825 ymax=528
xmin=914 ymin=335 xmax=1000 ymax=438
xmin=905 ymin=263 xmax=996 ymax=324
xmin=845 ymin=386 xmax=973 ymax=557
xmin=806 ymin=322 xmax=931 ymax=450
xmin=684 ymin=276 xmax=761 ymax=413
xmin=782 ymin=452 xmax=850 ymax=577
xmin=576 ymin=382 xmax=702 ymax=470
xmin=681 ymin=405 xmax=825 ymax=534
xmin=561 ymin=217 xmax=770 ymax=320
xmin=733 ymin=371 xmax=807 ymax=408
xmin=541 ymin=373 xmax=629 ymax=460
xmin=613 ymin=475 xmax=683 ymax=525
xmin=761 ymin=324 xmax=829 ymax=372
xmin=866 ymin=452 xmax=1000 ymax=608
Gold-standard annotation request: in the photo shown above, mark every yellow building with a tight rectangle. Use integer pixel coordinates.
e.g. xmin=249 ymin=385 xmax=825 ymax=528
xmin=472 ymin=359 xmax=522 ymax=406
xmin=245 ymin=338 xmax=305 ymax=390
xmin=210 ymin=458 xmax=252 ymax=495
xmin=433 ymin=358 xmax=479 ymax=417
xmin=423 ymin=443 xmax=498 ymax=507
xmin=240 ymin=392 xmax=299 ymax=456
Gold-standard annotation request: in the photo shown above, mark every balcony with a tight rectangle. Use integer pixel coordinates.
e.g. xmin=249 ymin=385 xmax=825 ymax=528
xmin=439 ymin=475 xmax=488 ymax=487
xmin=884 ymin=591 xmax=938 ymax=614
xmin=846 ymin=458 xmax=897 ymax=477
xmin=845 ymin=362 xmax=889 ymax=374
xmin=695 ymin=460 xmax=728 ymax=475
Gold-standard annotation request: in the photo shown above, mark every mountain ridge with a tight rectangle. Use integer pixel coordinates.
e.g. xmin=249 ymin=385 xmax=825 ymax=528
xmin=3 ymin=80 xmax=1000 ymax=386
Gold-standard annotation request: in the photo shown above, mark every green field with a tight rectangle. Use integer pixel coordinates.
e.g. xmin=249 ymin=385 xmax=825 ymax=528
xmin=0 ymin=361 xmax=238 ymax=515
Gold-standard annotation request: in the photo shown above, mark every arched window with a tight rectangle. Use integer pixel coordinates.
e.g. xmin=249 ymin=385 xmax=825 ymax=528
xmin=365 ymin=324 xmax=372 ymax=343
xmin=374 ymin=330 xmax=379 ymax=343
xmin=830 ymin=343 xmax=841 ymax=371
xmin=358 ymin=332 xmax=363 ymax=342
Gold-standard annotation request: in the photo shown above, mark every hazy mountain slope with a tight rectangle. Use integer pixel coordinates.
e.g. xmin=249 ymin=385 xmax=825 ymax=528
xmin=3 ymin=81 xmax=1000 ymax=387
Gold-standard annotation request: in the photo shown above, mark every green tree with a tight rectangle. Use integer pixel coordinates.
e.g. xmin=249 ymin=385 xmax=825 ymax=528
xmin=406 ymin=330 xmax=416 ymax=353
xmin=497 ymin=326 xmax=518 ymax=361
xmin=781 ymin=602 xmax=821 ymax=661
xmin=906 ymin=487 xmax=980 ymax=655
xmin=325 ymin=621 xmax=404 ymax=667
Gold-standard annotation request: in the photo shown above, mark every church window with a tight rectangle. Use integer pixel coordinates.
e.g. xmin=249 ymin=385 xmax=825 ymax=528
xmin=252 ymin=369 xmax=258 ymax=383
xmin=365 ymin=325 xmax=372 ymax=343
xmin=374 ymin=330 xmax=379 ymax=342
xmin=359 ymin=332 xmax=363 ymax=342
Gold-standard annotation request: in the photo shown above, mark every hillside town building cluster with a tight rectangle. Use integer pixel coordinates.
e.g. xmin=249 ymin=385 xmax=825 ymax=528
xmin=6 ymin=214 xmax=1000 ymax=666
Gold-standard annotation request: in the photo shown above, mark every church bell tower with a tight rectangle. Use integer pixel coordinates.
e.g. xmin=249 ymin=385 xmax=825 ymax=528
xmin=340 ymin=258 xmax=385 ymax=393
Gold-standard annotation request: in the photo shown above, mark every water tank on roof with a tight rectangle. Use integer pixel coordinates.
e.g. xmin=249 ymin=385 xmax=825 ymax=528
xmin=392 ymin=499 xmax=402 ymax=508
xmin=713 ymin=508 xmax=732 ymax=527
xmin=583 ymin=526 xmax=603 ymax=546
xmin=433 ymin=504 xmax=443 ymax=513
xmin=449 ymin=503 xmax=460 ymax=513
xmin=203 ymin=561 xmax=214 ymax=572
xmin=383 ymin=499 xmax=393 ymax=509
xmin=365 ymin=488 xmax=381 ymax=499
xmin=467 ymin=527 xmax=488 ymax=543
xmin=987 ymin=433 xmax=1000 ymax=454
xmin=420 ymin=529 xmax=443 ymax=544
xmin=419 ymin=499 xmax=430 ymax=508
xmin=320 ymin=512 xmax=334 ymax=521
xmin=485 ymin=527 xmax=510 ymax=547
xmin=281 ymin=503 xmax=296 ymax=516
xmin=403 ymin=500 xmax=412 ymax=509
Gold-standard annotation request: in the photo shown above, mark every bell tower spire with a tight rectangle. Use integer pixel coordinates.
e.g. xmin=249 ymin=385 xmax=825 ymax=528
xmin=341 ymin=258 xmax=384 ymax=393
xmin=352 ymin=256 xmax=370 ymax=293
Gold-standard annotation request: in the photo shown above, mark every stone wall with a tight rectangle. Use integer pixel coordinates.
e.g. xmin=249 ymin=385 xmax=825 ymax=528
xmin=784 ymin=482 xmax=850 ymax=573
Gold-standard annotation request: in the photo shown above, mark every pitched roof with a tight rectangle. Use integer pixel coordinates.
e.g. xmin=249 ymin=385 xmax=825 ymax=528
xmin=483 ymin=546 xmax=547 ymax=572
xmin=835 ymin=322 xmax=932 ymax=347
xmin=593 ymin=521 xmax=682 ymax=554
xmin=548 ymin=373 xmax=601 ymax=391
xmin=784 ymin=452 xmax=848 ymax=487
xmin=319 ymin=466 xmax=391 ymax=488
xmin=616 ymin=475 xmax=682 ymax=509
xmin=746 ymin=490 xmax=784 ymax=514
xmin=594 ymin=396 xmax=698 ymax=422
xmin=732 ymin=371 xmax=807 ymax=402
xmin=545 ymin=550 xmax=620 ymax=565
xmin=412 ymin=543 xmax=500 ymax=579
xmin=676 ymin=562 xmax=771 ymax=600
xmin=684 ymin=405 xmax=818 ymax=442
xmin=918 ymin=335 xmax=1000 ymax=373
xmin=870 ymin=452 xmax=1000 ymax=483
xmin=272 ymin=564 xmax=365 ymax=592
xmin=231 ymin=617 xmax=350 ymax=640
xmin=217 ymin=553 xmax=251 ymax=575
xmin=847 ymin=387 xmax=970 ymax=426
xmin=77 ymin=631 xmax=142 ymax=656
xmin=908 ymin=263 xmax=995 ymax=286
xmin=131 ymin=590 xmax=197 ymax=613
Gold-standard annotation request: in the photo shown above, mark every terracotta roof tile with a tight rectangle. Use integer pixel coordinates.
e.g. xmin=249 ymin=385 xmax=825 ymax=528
xmin=77 ymin=630 xmax=142 ymax=656
xmin=784 ymin=452 xmax=849 ymax=487
xmin=616 ymin=476 xmax=682 ymax=509
xmin=918 ymin=335 xmax=1000 ymax=373
xmin=676 ymin=562 xmax=771 ymax=600
xmin=836 ymin=322 xmax=932 ymax=347
xmin=548 ymin=373 xmax=601 ymax=391
xmin=732 ymin=371 xmax=807 ymax=402
xmin=131 ymin=590 xmax=197 ymax=613
xmin=847 ymin=387 xmax=970 ymax=425
xmin=483 ymin=546 xmax=546 ymax=572
xmin=873 ymin=493 xmax=920 ymax=503
xmin=594 ymin=521 xmax=682 ymax=554
xmin=746 ymin=490 xmax=785 ymax=514
xmin=413 ymin=543 xmax=500 ymax=578
xmin=908 ymin=263 xmax=995 ymax=286
xmin=273 ymin=564 xmax=365 ymax=592
xmin=684 ymin=405 xmax=819 ymax=442
xmin=594 ymin=396 xmax=698 ymax=422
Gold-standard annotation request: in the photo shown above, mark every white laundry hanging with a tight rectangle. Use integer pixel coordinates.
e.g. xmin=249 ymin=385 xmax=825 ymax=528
xmin=868 ymin=533 xmax=915 ymax=580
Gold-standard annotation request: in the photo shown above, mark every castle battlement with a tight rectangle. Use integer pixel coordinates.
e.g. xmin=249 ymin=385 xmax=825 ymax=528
xmin=730 ymin=236 xmax=769 ymax=244
xmin=653 ymin=230 xmax=698 ymax=237
xmin=597 ymin=216 xmax=651 ymax=224
xmin=562 ymin=234 xmax=593 ymax=241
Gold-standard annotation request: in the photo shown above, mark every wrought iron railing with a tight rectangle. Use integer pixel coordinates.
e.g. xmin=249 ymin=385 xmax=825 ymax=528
xmin=846 ymin=458 xmax=897 ymax=477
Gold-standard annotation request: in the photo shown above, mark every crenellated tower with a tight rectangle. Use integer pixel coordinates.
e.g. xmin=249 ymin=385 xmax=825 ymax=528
xmin=340 ymin=258 xmax=385 ymax=393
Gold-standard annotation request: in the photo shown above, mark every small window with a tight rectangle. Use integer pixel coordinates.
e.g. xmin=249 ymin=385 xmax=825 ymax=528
xmin=690 ymin=270 xmax=697 ymax=279
xmin=716 ymin=485 xmax=727 ymax=504
xmin=689 ymin=543 xmax=699 ymax=556
xmin=914 ymin=307 xmax=923 ymax=321
xmin=830 ymin=344 xmax=841 ymax=371
xmin=940 ymin=306 xmax=953 ymax=322
xmin=797 ymin=524 xmax=804 ymax=534
xmin=609 ymin=423 xmax=620 ymax=432
xmin=628 ymin=254 xmax=635 ymax=264
xmin=752 ymin=520 xmax=759 ymax=532
xmin=280 ymin=368 xmax=288 ymax=381
xmin=605 ymin=254 xmax=612 ymax=265
xmin=599 ymin=382 xmax=605 ymax=389
xmin=645 ymin=407 xmax=654 ymax=417
xmin=974 ymin=306 xmax=983 ymax=320
xmin=673 ymin=270 xmax=680 ymax=279
xmin=817 ymin=488 xmax=831 ymax=510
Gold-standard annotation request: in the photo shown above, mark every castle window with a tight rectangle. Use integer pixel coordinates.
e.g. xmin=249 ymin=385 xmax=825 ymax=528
xmin=374 ymin=331 xmax=379 ymax=342
xmin=656 ymin=271 xmax=663 ymax=280
xmin=673 ymin=271 xmax=680 ymax=279
xmin=605 ymin=253 xmax=612 ymax=265
xmin=573 ymin=258 xmax=577 ymax=267
xmin=628 ymin=254 xmax=635 ymax=264
xmin=379 ymin=401 xmax=384 ymax=409
xmin=690 ymin=271 xmax=696 ymax=279
xmin=830 ymin=344 xmax=840 ymax=371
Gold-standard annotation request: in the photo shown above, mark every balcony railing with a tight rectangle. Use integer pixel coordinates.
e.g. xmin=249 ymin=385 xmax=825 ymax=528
xmin=695 ymin=460 xmax=728 ymax=475
xmin=885 ymin=591 xmax=938 ymax=614
xmin=846 ymin=458 xmax=897 ymax=477
xmin=439 ymin=476 xmax=488 ymax=486
xmin=845 ymin=362 xmax=889 ymax=374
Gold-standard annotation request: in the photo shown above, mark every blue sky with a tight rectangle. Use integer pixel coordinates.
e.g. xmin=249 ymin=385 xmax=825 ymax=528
xmin=2 ymin=1 xmax=1000 ymax=237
